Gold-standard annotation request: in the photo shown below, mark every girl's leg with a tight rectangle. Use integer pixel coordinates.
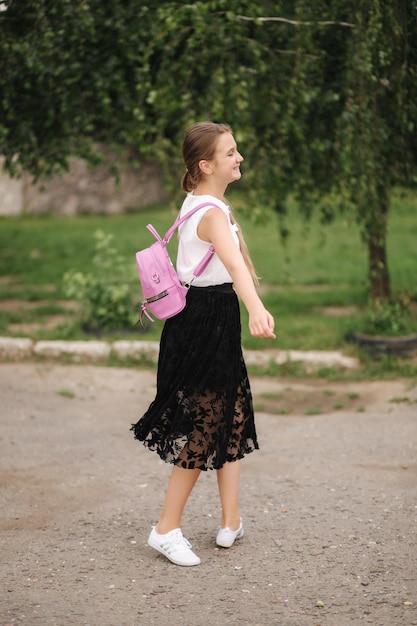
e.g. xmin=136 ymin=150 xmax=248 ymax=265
xmin=216 ymin=459 xmax=241 ymax=530
xmin=156 ymin=465 xmax=201 ymax=534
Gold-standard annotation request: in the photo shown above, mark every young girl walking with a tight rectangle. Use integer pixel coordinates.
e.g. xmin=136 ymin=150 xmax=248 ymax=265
xmin=131 ymin=121 xmax=276 ymax=566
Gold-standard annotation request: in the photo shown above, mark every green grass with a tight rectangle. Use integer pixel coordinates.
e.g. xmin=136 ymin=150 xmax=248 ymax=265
xmin=245 ymin=187 xmax=417 ymax=290
xmin=0 ymin=188 xmax=416 ymax=379
xmin=0 ymin=206 xmax=175 ymax=288
xmin=56 ymin=389 xmax=76 ymax=399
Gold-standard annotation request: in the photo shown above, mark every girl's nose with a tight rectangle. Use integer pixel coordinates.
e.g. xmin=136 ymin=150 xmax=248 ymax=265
xmin=237 ymin=152 xmax=244 ymax=162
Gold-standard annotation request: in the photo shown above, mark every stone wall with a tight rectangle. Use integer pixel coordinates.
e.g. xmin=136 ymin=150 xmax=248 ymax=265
xmin=0 ymin=160 xmax=23 ymax=216
xmin=0 ymin=156 xmax=170 ymax=216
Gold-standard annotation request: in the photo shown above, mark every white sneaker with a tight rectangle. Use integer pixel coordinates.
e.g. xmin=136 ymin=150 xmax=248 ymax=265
xmin=147 ymin=527 xmax=201 ymax=566
xmin=216 ymin=518 xmax=244 ymax=548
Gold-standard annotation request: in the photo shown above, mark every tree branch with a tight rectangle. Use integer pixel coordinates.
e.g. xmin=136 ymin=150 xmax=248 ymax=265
xmin=236 ymin=15 xmax=355 ymax=29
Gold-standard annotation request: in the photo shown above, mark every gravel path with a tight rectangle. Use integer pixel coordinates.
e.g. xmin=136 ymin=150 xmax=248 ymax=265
xmin=0 ymin=363 xmax=416 ymax=626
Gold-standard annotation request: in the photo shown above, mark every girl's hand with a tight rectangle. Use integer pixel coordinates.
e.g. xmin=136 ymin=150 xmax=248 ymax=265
xmin=249 ymin=308 xmax=276 ymax=339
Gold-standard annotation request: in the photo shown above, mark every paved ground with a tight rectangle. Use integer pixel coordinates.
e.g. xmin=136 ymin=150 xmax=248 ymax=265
xmin=0 ymin=362 xmax=416 ymax=626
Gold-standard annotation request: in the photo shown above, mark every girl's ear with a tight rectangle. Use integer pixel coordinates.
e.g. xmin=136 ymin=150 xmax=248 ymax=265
xmin=199 ymin=159 xmax=212 ymax=176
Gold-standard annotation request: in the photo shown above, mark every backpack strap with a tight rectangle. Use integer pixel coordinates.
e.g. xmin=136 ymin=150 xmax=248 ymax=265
xmin=163 ymin=201 xmax=222 ymax=243
xmin=182 ymin=244 xmax=215 ymax=287
xmin=164 ymin=201 xmax=222 ymax=285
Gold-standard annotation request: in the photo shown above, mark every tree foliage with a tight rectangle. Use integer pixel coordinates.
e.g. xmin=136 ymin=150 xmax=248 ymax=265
xmin=1 ymin=0 xmax=416 ymax=297
xmin=0 ymin=0 xmax=153 ymax=175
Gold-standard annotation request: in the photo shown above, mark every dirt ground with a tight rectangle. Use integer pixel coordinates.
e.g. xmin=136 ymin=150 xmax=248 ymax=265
xmin=0 ymin=362 xmax=416 ymax=626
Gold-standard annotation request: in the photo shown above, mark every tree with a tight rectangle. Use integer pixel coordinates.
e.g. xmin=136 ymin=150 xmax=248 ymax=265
xmin=303 ymin=0 xmax=417 ymax=299
xmin=216 ymin=1 xmax=417 ymax=298
xmin=1 ymin=0 xmax=416 ymax=298
xmin=0 ymin=0 xmax=153 ymax=176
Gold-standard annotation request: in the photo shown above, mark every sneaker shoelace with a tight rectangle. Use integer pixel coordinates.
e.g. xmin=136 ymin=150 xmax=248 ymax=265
xmin=163 ymin=529 xmax=192 ymax=552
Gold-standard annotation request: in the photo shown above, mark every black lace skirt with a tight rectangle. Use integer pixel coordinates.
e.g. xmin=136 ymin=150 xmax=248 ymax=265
xmin=130 ymin=283 xmax=258 ymax=470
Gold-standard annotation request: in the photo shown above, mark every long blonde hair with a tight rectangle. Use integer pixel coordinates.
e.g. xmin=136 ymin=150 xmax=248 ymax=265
xmin=181 ymin=122 xmax=259 ymax=284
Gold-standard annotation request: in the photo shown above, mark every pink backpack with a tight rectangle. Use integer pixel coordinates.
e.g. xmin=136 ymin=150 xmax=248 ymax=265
xmin=136 ymin=202 xmax=220 ymax=324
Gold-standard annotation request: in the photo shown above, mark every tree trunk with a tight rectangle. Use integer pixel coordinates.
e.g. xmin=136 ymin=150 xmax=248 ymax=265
xmin=368 ymin=234 xmax=391 ymax=299
xmin=367 ymin=194 xmax=391 ymax=299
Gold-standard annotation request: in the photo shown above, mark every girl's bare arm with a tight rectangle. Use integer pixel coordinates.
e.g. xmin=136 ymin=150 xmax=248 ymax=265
xmin=198 ymin=209 xmax=276 ymax=339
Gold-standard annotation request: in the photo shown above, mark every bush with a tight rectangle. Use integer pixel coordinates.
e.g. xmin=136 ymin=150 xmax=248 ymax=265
xmin=63 ymin=230 xmax=137 ymax=331
xmin=363 ymin=295 xmax=416 ymax=336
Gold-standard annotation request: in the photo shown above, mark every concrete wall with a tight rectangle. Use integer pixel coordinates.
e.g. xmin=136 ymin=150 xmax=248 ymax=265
xmin=0 ymin=155 xmax=170 ymax=216
xmin=0 ymin=160 xmax=23 ymax=216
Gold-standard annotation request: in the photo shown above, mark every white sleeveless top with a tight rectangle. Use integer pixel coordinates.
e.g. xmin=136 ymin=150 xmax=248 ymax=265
xmin=177 ymin=193 xmax=240 ymax=287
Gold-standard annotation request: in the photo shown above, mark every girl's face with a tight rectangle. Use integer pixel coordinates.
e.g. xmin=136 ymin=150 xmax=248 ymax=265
xmin=210 ymin=132 xmax=244 ymax=185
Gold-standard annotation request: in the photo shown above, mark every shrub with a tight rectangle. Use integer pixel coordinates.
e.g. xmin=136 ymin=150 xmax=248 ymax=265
xmin=363 ymin=296 xmax=415 ymax=336
xmin=63 ymin=230 xmax=137 ymax=331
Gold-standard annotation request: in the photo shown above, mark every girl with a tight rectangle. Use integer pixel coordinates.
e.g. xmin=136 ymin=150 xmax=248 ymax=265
xmin=131 ymin=121 xmax=275 ymax=566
